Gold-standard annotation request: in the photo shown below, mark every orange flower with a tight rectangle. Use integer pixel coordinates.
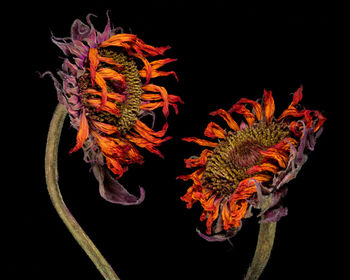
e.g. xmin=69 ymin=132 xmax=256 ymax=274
xmin=178 ymin=86 xmax=325 ymax=241
xmin=45 ymin=13 xmax=183 ymax=205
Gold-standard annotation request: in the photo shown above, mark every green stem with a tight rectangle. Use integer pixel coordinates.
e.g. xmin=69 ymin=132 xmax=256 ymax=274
xmin=244 ymin=222 xmax=277 ymax=280
xmin=45 ymin=104 xmax=120 ymax=280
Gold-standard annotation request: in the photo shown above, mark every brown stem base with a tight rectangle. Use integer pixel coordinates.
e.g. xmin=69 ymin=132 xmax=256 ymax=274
xmin=45 ymin=104 xmax=120 ymax=280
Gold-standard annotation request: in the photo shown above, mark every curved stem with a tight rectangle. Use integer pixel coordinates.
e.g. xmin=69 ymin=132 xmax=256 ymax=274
xmin=45 ymin=104 xmax=120 ymax=280
xmin=244 ymin=222 xmax=277 ymax=280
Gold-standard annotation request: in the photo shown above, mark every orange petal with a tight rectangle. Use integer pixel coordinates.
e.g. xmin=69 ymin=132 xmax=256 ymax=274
xmin=94 ymin=72 xmax=108 ymax=110
xmin=263 ymin=89 xmax=275 ymax=124
xmin=140 ymin=102 xmax=164 ymax=111
xmin=134 ymin=54 xmax=152 ymax=84
xmin=139 ymin=58 xmax=178 ymax=81
xmin=231 ymin=179 xmax=257 ymax=201
xmin=106 ymin=156 xmax=124 ymax=178
xmin=237 ymin=98 xmax=263 ymax=122
xmin=69 ymin=109 xmax=89 ymax=154
xmin=134 ymin=122 xmax=171 ymax=145
xmin=91 ymin=130 xmax=122 ymax=156
xmin=277 ymin=107 xmax=304 ymax=122
xmin=88 ymin=48 xmax=99 ymax=86
xmin=97 ymin=55 xmax=124 ymax=71
xmin=168 ymin=94 xmax=184 ymax=104
xmin=86 ymin=98 xmax=120 ymax=116
xmin=141 ymin=93 xmax=162 ymax=101
xmin=182 ymin=137 xmax=219 ymax=148
xmin=247 ymin=162 xmax=280 ymax=175
xmin=205 ymin=198 xmax=221 ymax=234
xmin=91 ymin=120 xmax=119 ymax=135
xmin=135 ymin=119 xmax=168 ymax=138
xmin=134 ymin=37 xmax=171 ymax=56
xmin=97 ymin=68 xmax=126 ymax=86
xmin=99 ymin=34 xmax=137 ymax=48
xmin=142 ymin=84 xmax=169 ymax=118
xmin=126 ymin=133 xmax=166 ymax=159
xmin=228 ymin=104 xmax=255 ymax=126
xmin=84 ymin=88 xmax=126 ymax=103
xmin=210 ymin=109 xmax=240 ymax=131
xmin=260 ymin=149 xmax=288 ymax=169
xmin=204 ymin=122 xmax=227 ymax=139
xmin=184 ymin=149 xmax=213 ymax=168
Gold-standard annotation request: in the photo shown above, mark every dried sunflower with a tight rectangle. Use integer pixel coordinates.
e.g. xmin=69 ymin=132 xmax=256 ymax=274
xmin=44 ymin=12 xmax=182 ymax=204
xmin=178 ymin=86 xmax=325 ymax=241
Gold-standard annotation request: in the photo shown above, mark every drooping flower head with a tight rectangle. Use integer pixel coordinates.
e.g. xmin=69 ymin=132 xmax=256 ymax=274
xmin=43 ymin=13 xmax=183 ymax=205
xmin=178 ymin=86 xmax=325 ymax=241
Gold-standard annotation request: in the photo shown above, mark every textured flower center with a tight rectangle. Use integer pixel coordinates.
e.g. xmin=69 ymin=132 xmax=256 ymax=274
xmin=202 ymin=122 xmax=290 ymax=196
xmin=79 ymin=47 xmax=143 ymax=135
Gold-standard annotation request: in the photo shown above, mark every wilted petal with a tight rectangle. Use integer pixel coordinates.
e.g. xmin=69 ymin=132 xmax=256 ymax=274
xmin=260 ymin=206 xmax=288 ymax=223
xmin=196 ymin=225 xmax=240 ymax=242
xmin=93 ymin=165 xmax=145 ymax=205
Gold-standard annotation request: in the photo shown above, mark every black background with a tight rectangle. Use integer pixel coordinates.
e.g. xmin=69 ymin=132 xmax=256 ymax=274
xmin=4 ymin=1 xmax=346 ymax=280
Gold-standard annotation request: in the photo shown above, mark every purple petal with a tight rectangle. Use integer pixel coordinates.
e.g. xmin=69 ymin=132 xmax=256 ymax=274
xmin=97 ymin=10 xmax=113 ymax=44
xmin=260 ymin=206 xmax=288 ymax=223
xmin=258 ymin=187 xmax=288 ymax=217
xmin=196 ymin=225 xmax=241 ymax=242
xmin=93 ymin=165 xmax=145 ymax=205
xmin=272 ymin=138 xmax=307 ymax=190
xmin=71 ymin=19 xmax=91 ymax=41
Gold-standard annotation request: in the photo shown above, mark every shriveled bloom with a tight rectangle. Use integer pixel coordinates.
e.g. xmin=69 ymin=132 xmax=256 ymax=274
xmin=43 ymin=13 xmax=182 ymax=205
xmin=178 ymin=86 xmax=325 ymax=241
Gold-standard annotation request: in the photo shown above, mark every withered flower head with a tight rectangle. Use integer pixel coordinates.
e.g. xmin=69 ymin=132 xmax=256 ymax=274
xmin=43 ymin=13 xmax=183 ymax=205
xmin=178 ymin=86 xmax=325 ymax=241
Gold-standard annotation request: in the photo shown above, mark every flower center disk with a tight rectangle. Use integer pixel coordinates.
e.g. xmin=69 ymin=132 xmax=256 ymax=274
xmin=202 ymin=122 xmax=290 ymax=196
xmin=79 ymin=47 xmax=143 ymax=135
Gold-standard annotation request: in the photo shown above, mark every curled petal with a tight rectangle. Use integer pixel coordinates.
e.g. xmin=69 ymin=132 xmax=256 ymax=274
xmin=260 ymin=206 xmax=288 ymax=223
xmin=184 ymin=149 xmax=213 ymax=168
xmin=177 ymin=168 xmax=205 ymax=186
xmin=93 ymin=165 xmax=145 ymax=205
xmin=237 ymin=98 xmax=263 ymax=121
xmin=260 ymin=149 xmax=288 ymax=169
xmin=99 ymin=33 xmax=137 ymax=48
xmin=135 ymin=119 xmax=168 ymax=138
xmin=291 ymin=85 xmax=303 ymax=106
xmin=126 ymin=133 xmax=168 ymax=159
xmin=313 ymin=110 xmax=326 ymax=133
xmin=142 ymin=84 xmax=169 ymax=118
xmin=210 ymin=109 xmax=240 ymax=131
xmin=139 ymin=58 xmax=178 ymax=81
xmin=204 ymin=122 xmax=227 ymax=139
xmin=228 ymin=104 xmax=255 ymax=126
xmin=134 ymin=54 xmax=152 ymax=84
